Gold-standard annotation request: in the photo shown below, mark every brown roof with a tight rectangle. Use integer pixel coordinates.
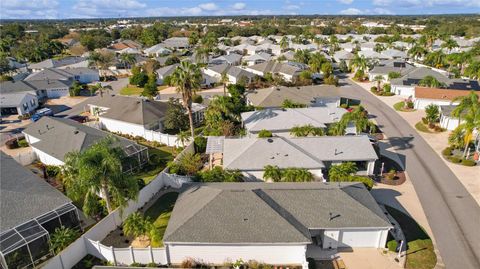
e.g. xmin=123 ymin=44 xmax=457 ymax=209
xmin=414 ymin=87 xmax=480 ymax=100
xmin=110 ymin=43 xmax=130 ymax=50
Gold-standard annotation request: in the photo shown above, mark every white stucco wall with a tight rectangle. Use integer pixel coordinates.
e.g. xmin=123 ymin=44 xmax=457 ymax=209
xmin=440 ymin=114 xmax=462 ymax=131
xmin=31 ymin=146 xmax=65 ymax=166
xmin=166 ymin=244 xmax=308 ymax=266
xmin=46 ymin=88 xmax=70 ymax=98
xmin=15 ymin=94 xmax=39 ymax=115
xmin=99 ymin=117 xmax=148 ymax=137
xmin=392 ymin=85 xmax=414 ymax=97
xmin=414 ymin=99 xmax=457 ymax=110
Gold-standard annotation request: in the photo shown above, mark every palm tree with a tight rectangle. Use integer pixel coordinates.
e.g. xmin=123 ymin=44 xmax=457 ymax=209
xmin=408 ymin=45 xmax=427 ymax=61
xmin=220 ymin=71 xmax=228 ymax=96
xmin=263 ymin=165 xmax=282 ymax=182
xmin=328 ymin=162 xmax=357 ymax=181
xmin=424 ymin=51 xmax=446 ymax=69
xmin=464 ymin=61 xmax=480 ymax=80
xmin=350 ymin=54 xmax=368 ymax=72
xmin=308 ymin=53 xmax=327 ymax=73
xmin=451 ymin=91 xmax=480 ymax=157
xmin=329 ymin=35 xmax=339 ymax=55
xmin=49 ymin=226 xmax=80 ymax=254
xmin=290 ymin=124 xmax=325 ymax=137
xmin=195 ymin=46 xmax=210 ymax=64
xmin=170 ymin=61 xmax=202 ymax=138
xmin=425 ymin=104 xmax=440 ymax=126
xmin=176 ymin=130 xmax=191 ymax=148
xmin=120 ymin=53 xmax=136 ymax=70
xmin=442 ymin=38 xmax=459 ymax=54
xmin=294 ymin=50 xmax=310 ymax=64
xmin=373 ymin=75 xmax=384 ymax=90
xmin=335 ymin=106 xmax=377 ymax=135
xmin=279 ymin=36 xmax=289 ymax=52
xmin=62 ymin=136 xmax=139 ymax=216
xmin=123 ymin=212 xmax=152 ymax=240
xmin=419 ymin=75 xmax=445 ymax=88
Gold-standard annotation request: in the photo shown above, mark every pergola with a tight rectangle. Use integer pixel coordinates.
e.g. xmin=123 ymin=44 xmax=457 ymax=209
xmin=0 ymin=203 xmax=80 ymax=269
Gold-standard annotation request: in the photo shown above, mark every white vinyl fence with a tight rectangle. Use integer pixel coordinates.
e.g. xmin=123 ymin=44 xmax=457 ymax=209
xmin=42 ymin=144 xmax=194 ymax=269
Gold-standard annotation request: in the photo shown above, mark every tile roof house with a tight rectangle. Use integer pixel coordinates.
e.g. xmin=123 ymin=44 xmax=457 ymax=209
xmin=241 ymin=107 xmax=348 ymax=136
xmin=244 ymin=60 xmax=302 ymax=82
xmin=413 ymin=86 xmax=480 ymax=109
xmin=222 ymin=136 xmax=378 ymax=180
xmin=0 ymin=152 xmax=81 ymax=269
xmin=22 ymin=116 xmax=147 ymax=167
xmin=87 ymin=95 xmax=169 ymax=137
xmin=163 ymin=182 xmax=392 ymax=266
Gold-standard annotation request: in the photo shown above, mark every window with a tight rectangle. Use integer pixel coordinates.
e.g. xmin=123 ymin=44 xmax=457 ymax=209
xmin=30 ymin=99 xmax=36 ymax=106
xmin=23 ymin=103 xmax=29 ymax=110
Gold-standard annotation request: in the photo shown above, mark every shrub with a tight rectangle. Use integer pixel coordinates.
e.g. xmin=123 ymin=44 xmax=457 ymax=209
xmin=192 ymin=94 xmax=203 ymax=104
xmin=370 ymin=86 xmax=378 ymax=92
xmin=382 ymin=92 xmax=395 ymax=96
xmin=421 ymin=117 xmax=428 ymax=125
xmin=46 ymin=165 xmax=61 ymax=177
xmin=433 ymin=126 xmax=443 ymax=132
xmin=194 ymin=136 xmax=207 ymax=153
xmin=448 ymin=156 xmax=461 ymax=163
xmin=258 ymin=129 xmax=273 ymax=138
xmin=387 ymin=240 xmax=398 ymax=252
xmin=383 ymin=83 xmax=391 ymax=93
xmin=461 ymin=159 xmax=476 ymax=166
xmin=442 ymin=147 xmax=452 ymax=156
xmin=323 ymin=75 xmax=339 ymax=86
xmin=406 ymin=101 xmax=414 ymax=109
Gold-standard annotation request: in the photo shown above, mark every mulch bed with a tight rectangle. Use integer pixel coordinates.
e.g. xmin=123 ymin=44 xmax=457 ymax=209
xmin=376 ymin=155 xmax=406 ymax=186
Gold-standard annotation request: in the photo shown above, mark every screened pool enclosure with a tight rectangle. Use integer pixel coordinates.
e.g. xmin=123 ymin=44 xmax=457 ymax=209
xmin=0 ymin=203 xmax=81 ymax=269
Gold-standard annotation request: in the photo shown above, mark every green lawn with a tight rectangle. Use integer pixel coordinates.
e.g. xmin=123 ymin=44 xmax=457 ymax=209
xmin=394 ymin=101 xmax=416 ymax=112
xmin=144 ymin=192 xmax=179 ymax=247
xmin=120 ymin=85 xmax=168 ymax=96
xmin=134 ymin=146 xmax=174 ymax=184
xmin=385 ymin=206 xmax=436 ymax=269
xmin=414 ymin=122 xmax=432 ymax=133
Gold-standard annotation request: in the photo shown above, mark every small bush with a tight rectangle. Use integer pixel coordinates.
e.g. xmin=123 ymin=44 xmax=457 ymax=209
xmin=442 ymin=147 xmax=452 ymax=156
xmin=370 ymin=86 xmax=378 ymax=92
xmin=46 ymin=165 xmax=61 ymax=177
xmin=406 ymin=101 xmax=414 ymax=109
xmin=258 ymin=129 xmax=273 ymax=138
xmin=433 ymin=126 xmax=443 ymax=132
xmin=448 ymin=156 xmax=461 ymax=163
xmin=194 ymin=136 xmax=207 ymax=153
xmin=421 ymin=117 xmax=428 ymax=124
xmin=192 ymin=94 xmax=203 ymax=104
xmin=387 ymin=240 xmax=398 ymax=252
xmin=382 ymin=92 xmax=395 ymax=96
xmin=461 ymin=159 xmax=476 ymax=166
xmin=383 ymin=83 xmax=391 ymax=93
xmin=17 ymin=139 xmax=29 ymax=147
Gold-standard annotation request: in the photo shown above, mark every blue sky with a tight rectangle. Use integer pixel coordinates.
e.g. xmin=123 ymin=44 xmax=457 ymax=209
xmin=1 ymin=0 xmax=479 ymax=19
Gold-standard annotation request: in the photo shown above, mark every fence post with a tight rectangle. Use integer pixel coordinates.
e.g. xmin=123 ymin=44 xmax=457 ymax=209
xmin=149 ymin=246 xmax=154 ymax=263
xmin=111 ymin=246 xmax=117 ymax=266
xmin=130 ymin=246 xmax=135 ymax=264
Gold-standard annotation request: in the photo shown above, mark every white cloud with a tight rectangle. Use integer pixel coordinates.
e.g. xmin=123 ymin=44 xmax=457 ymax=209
xmin=71 ymin=0 xmax=146 ymax=17
xmin=232 ymin=2 xmax=246 ymax=10
xmin=284 ymin=4 xmax=301 ymax=10
xmin=338 ymin=0 xmax=354 ymax=4
xmin=1 ymin=0 xmax=59 ymax=19
xmin=198 ymin=2 xmax=219 ymax=11
xmin=340 ymin=8 xmax=362 ymax=15
xmin=373 ymin=8 xmax=394 ymax=14
xmin=374 ymin=0 xmax=479 ymax=7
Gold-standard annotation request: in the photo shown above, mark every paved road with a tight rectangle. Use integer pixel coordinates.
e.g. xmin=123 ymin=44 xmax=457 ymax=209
xmin=337 ymin=77 xmax=480 ymax=269
xmin=56 ymin=78 xmax=129 ymax=117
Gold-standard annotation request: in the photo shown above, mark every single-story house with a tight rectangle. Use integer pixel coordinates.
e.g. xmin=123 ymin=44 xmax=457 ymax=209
xmin=87 ymin=95 xmax=169 ymax=137
xmin=28 ymin=56 xmax=88 ymax=72
xmin=244 ymin=61 xmax=302 ymax=82
xmin=156 ymin=64 xmax=179 ymax=85
xmin=333 ymin=50 xmax=354 ymax=65
xmin=245 ymin=85 xmax=348 ymax=108
xmin=390 ymin=67 xmax=451 ymax=97
xmin=204 ymin=64 xmax=256 ymax=85
xmin=23 ymin=116 xmax=148 ymax=168
xmin=209 ymin=53 xmax=242 ymax=66
xmin=163 ymin=182 xmax=392 ymax=267
xmin=161 ymin=37 xmax=190 ymax=49
xmin=368 ymin=59 xmax=415 ymax=82
xmin=244 ymin=52 xmax=273 ymax=66
xmin=222 ymin=136 xmax=378 ymax=180
xmin=241 ymin=107 xmax=348 ymax=137
xmin=0 ymin=152 xmax=82 ymax=269
xmin=143 ymin=44 xmax=172 ymax=57
xmin=25 ymin=67 xmax=100 ymax=84
xmin=0 ymin=92 xmax=39 ymax=116
xmin=382 ymin=49 xmax=408 ymax=59
xmin=0 ymin=79 xmax=71 ymax=102
xmin=413 ymin=87 xmax=480 ymax=109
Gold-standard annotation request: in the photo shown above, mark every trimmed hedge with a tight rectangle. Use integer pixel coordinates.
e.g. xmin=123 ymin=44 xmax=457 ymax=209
xmin=442 ymin=147 xmax=452 ymax=156
xmin=387 ymin=240 xmax=398 ymax=252
xmin=448 ymin=156 xmax=461 ymax=163
xmin=461 ymin=159 xmax=476 ymax=166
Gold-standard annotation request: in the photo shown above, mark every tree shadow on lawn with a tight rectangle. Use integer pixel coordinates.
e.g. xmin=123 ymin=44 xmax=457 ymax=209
xmin=143 ymin=192 xmax=179 ymax=247
xmin=385 ymin=205 xmax=436 ymax=269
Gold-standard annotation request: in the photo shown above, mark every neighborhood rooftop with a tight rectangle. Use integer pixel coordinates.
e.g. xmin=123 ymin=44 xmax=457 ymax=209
xmin=163 ymin=182 xmax=392 ymax=244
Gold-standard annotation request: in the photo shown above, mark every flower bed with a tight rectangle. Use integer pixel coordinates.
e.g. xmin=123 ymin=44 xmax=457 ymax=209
xmin=442 ymin=147 xmax=477 ymax=167
xmin=393 ymin=101 xmax=416 ymax=112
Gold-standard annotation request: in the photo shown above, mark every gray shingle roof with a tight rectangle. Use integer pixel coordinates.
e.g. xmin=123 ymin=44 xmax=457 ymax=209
xmin=223 ymin=136 xmax=377 ymax=171
xmin=24 ymin=68 xmax=74 ymax=81
xmin=0 ymin=92 xmax=36 ymax=107
xmin=0 ymin=152 xmax=71 ymax=232
xmin=23 ymin=117 xmax=139 ymax=162
xmin=390 ymin=67 xmax=450 ymax=86
xmin=246 ymin=85 xmax=341 ymax=108
xmin=248 ymin=61 xmax=301 ymax=76
xmin=0 ymin=81 xmax=37 ymax=94
xmin=227 ymin=66 xmax=255 ymax=79
xmin=28 ymin=56 xmax=87 ymax=70
xmin=241 ymin=107 xmax=347 ymax=132
xmin=89 ymin=95 xmax=169 ymax=126
xmin=156 ymin=64 xmax=179 ymax=78
xmin=163 ymin=182 xmax=392 ymax=244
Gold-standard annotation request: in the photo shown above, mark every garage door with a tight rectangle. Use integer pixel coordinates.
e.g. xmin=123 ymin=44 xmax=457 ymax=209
xmin=339 ymin=230 xmax=381 ymax=248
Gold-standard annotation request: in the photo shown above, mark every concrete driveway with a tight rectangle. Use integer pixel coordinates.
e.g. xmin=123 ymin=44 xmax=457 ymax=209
xmin=336 ymin=74 xmax=480 ymax=268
